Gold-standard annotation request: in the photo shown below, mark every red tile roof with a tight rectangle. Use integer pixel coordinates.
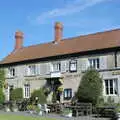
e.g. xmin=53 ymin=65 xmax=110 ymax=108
xmin=1 ymin=29 xmax=120 ymax=65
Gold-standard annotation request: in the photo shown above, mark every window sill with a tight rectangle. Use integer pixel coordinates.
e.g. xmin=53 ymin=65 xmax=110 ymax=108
xmin=64 ymin=97 xmax=72 ymax=100
xmin=24 ymin=75 xmax=37 ymax=77
xmin=103 ymin=94 xmax=118 ymax=97
xmin=6 ymin=76 xmax=16 ymax=79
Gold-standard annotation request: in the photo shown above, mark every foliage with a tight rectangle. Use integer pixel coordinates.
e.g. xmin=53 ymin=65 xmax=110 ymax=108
xmin=0 ymin=69 xmax=5 ymax=104
xmin=62 ymin=108 xmax=72 ymax=115
xmin=0 ymin=69 xmax=5 ymax=88
xmin=76 ymin=69 xmax=103 ymax=105
xmin=31 ymin=88 xmax=46 ymax=104
xmin=52 ymin=92 xmax=57 ymax=103
xmin=0 ymin=88 xmax=5 ymax=104
xmin=10 ymin=88 xmax=23 ymax=101
xmin=27 ymin=104 xmax=36 ymax=111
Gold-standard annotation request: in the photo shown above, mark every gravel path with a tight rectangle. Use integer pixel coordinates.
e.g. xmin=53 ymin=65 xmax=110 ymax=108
xmin=0 ymin=110 xmax=111 ymax=120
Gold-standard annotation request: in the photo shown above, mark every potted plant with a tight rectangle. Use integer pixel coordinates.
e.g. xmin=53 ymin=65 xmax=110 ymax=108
xmin=115 ymin=105 xmax=120 ymax=120
xmin=62 ymin=108 xmax=72 ymax=118
xmin=27 ymin=104 xmax=35 ymax=114
xmin=11 ymin=102 xmax=18 ymax=112
xmin=4 ymin=104 xmax=10 ymax=112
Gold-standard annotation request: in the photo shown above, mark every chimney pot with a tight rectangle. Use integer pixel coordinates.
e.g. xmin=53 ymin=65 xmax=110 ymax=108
xmin=54 ymin=22 xmax=63 ymax=43
xmin=15 ymin=31 xmax=23 ymax=50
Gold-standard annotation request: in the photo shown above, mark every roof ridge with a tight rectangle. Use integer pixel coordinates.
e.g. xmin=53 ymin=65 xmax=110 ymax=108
xmin=62 ymin=28 xmax=120 ymax=41
xmin=21 ymin=28 xmax=120 ymax=49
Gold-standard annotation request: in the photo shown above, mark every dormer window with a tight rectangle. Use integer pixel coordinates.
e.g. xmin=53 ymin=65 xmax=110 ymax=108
xmin=69 ymin=60 xmax=77 ymax=72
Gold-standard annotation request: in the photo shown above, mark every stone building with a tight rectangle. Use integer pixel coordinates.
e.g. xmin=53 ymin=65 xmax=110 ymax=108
xmin=0 ymin=22 xmax=120 ymax=103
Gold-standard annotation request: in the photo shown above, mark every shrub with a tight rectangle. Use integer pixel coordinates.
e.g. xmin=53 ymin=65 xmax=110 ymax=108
xmin=10 ymin=88 xmax=23 ymax=102
xmin=52 ymin=92 xmax=57 ymax=103
xmin=76 ymin=69 xmax=103 ymax=105
xmin=31 ymin=88 xmax=46 ymax=104
xmin=0 ymin=69 xmax=5 ymax=88
xmin=0 ymin=88 xmax=5 ymax=104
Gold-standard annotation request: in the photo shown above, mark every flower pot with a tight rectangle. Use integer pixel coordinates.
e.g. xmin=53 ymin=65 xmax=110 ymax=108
xmin=12 ymin=108 xmax=18 ymax=112
xmin=116 ymin=113 xmax=120 ymax=120
xmin=38 ymin=111 xmax=43 ymax=116
xmin=65 ymin=113 xmax=72 ymax=118
xmin=5 ymin=107 xmax=10 ymax=112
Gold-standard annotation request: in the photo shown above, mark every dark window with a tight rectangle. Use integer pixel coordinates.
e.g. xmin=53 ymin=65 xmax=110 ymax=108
xmin=64 ymin=88 xmax=72 ymax=100
xmin=69 ymin=60 xmax=77 ymax=72
xmin=104 ymin=79 xmax=118 ymax=95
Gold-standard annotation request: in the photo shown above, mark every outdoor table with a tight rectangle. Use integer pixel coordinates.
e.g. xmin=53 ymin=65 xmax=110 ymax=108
xmin=65 ymin=105 xmax=92 ymax=117
xmin=96 ymin=106 xmax=116 ymax=117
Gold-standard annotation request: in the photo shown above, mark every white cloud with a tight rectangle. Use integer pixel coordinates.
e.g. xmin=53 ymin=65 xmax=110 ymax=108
xmin=34 ymin=0 xmax=109 ymax=24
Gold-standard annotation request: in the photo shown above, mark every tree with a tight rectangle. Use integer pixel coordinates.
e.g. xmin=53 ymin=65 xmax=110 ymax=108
xmin=76 ymin=69 xmax=103 ymax=105
xmin=0 ymin=69 xmax=5 ymax=88
xmin=0 ymin=69 xmax=5 ymax=103
xmin=10 ymin=88 xmax=23 ymax=101
xmin=31 ymin=88 xmax=47 ymax=104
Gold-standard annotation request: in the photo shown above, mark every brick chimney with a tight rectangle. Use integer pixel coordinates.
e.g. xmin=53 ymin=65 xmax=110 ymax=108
xmin=54 ymin=22 xmax=63 ymax=43
xmin=15 ymin=31 xmax=23 ymax=50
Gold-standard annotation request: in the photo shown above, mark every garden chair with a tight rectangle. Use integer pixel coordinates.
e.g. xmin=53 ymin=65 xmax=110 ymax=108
xmin=42 ymin=104 xmax=50 ymax=113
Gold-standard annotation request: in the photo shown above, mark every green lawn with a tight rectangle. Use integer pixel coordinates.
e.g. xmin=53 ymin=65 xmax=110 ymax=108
xmin=0 ymin=114 xmax=57 ymax=120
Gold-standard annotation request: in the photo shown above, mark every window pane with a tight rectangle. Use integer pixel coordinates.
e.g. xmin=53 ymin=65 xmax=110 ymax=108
xmin=114 ymin=79 xmax=118 ymax=94
xmin=110 ymin=80 xmax=113 ymax=94
xmin=105 ymin=80 xmax=109 ymax=95
xmin=70 ymin=60 xmax=77 ymax=72
xmin=97 ymin=58 xmax=99 ymax=69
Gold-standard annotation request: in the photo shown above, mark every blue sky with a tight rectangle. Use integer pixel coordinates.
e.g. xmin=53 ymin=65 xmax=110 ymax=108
xmin=0 ymin=0 xmax=120 ymax=60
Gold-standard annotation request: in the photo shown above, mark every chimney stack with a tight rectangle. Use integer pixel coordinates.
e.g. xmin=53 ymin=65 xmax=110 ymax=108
xmin=15 ymin=31 xmax=23 ymax=50
xmin=54 ymin=22 xmax=63 ymax=43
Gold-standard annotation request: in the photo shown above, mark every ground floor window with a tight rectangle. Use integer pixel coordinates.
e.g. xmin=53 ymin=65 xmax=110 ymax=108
xmin=24 ymin=84 xmax=30 ymax=98
xmin=104 ymin=78 xmax=118 ymax=95
xmin=64 ymin=88 xmax=72 ymax=100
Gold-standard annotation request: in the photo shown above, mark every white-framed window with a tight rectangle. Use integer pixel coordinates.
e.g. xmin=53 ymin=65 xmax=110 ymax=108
xmin=8 ymin=67 xmax=15 ymax=77
xmin=52 ymin=62 xmax=61 ymax=72
xmin=69 ymin=60 xmax=77 ymax=72
xmin=24 ymin=84 xmax=30 ymax=98
xmin=64 ymin=88 xmax=72 ymax=100
xmin=89 ymin=58 xmax=100 ymax=69
xmin=26 ymin=65 xmax=36 ymax=76
xmin=104 ymin=78 xmax=118 ymax=95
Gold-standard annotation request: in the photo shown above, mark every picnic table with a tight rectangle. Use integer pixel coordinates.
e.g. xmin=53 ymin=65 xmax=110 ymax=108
xmin=64 ymin=103 xmax=92 ymax=117
xmin=47 ymin=103 xmax=63 ymax=113
xmin=96 ymin=106 xmax=116 ymax=117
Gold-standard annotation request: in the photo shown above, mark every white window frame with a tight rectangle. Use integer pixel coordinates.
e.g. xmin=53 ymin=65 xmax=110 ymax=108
xmin=69 ymin=60 xmax=77 ymax=72
xmin=26 ymin=64 xmax=36 ymax=76
xmin=24 ymin=84 xmax=30 ymax=98
xmin=104 ymin=78 xmax=118 ymax=96
xmin=8 ymin=67 xmax=15 ymax=78
xmin=51 ymin=62 xmax=61 ymax=72
xmin=89 ymin=58 xmax=100 ymax=69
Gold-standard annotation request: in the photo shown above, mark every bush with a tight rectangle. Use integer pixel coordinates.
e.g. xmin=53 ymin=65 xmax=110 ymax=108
xmin=0 ymin=69 xmax=5 ymax=88
xmin=10 ymin=88 xmax=23 ymax=102
xmin=76 ymin=69 xmax=103 ymax=105
xmin=0 ymin=88 xmax=5 ymax=104
xmin=31 ymin=88 xmax=46 ymax=104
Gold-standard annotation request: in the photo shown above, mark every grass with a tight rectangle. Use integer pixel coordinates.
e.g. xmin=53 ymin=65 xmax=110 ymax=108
xmin=0 ymin=114 xmax=57 ymax=120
